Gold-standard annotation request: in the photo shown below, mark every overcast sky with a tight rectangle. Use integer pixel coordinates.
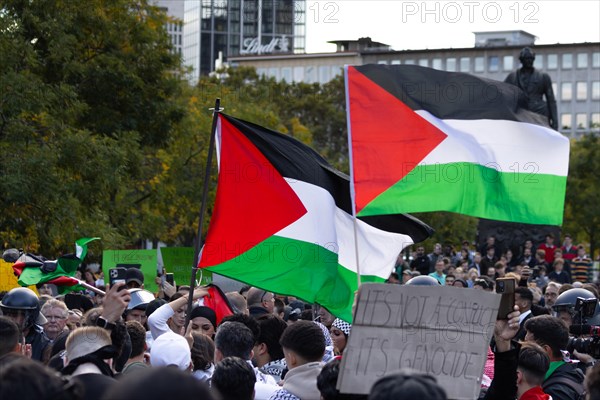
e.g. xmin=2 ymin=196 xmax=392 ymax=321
xmin=304 ymin=0 xmax=600 ymax=53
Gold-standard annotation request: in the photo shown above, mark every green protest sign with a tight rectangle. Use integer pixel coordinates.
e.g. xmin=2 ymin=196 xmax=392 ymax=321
xmin=160 ymin=247 xmax=212 ymax=287
xmin=102 ymin=250 xmax=158 ymax=293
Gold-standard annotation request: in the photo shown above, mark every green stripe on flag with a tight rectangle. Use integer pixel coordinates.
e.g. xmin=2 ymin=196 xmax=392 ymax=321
xmin=204 ymin=235 xmax=383 ymax=322
xmin=358 ymin=162 xmax=567 ymax=225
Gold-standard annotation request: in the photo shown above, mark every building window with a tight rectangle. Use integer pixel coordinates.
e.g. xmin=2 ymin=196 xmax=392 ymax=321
xmin=281 ymin=67 xmax=292 ymax=82
xmin=552 ymin=83 xmax=557 ymax=96
xmin=593 ymin=52 xmax=600 ymax=68
xmin=419 ymin=59 xmax=428 ymax=67
xmin=562 ymin=53 xmax=573 ymax=69
xmin=319 ymin=66 xmax=330 ymax=83
xmin=268 ymin=68 xmax=279 ymax=80
xmin=430 ymin=58 xmax=441 ymax=70
xmin=576 ymin=82 xmax=587 ymax=100
xmin=591 ymin=113 xmax=600 ymax=130
xmin=561 ymin=82 xmax=572 ymax=101
xmin=378 ymin=60 xmax=388 ymax=65
xmin=404 ymin=59 xmax=415 ymax=65
xmin=474 ymin=57 xmax=484 ymax=72
xmin=592 ymin=81 xmax=600 ymax=100
xmin=305 ymin=66 xmax=316 ymax=83
xmin=576 ymin=113 xmax=587 ymax=129
xmin=577 ymin=53 xmax=588 ymax=68
xmin=536 ymin=54 xmax=544 ymax=69
xmin=293 ymin=66 xmax=304 ymax=82
xmin=446 ymin=58 xmax=456 ymax=72
xmin=331 ymin=66 xmax=341 ymax=78
xmin=488 ymin=56 xmax=499 ymax=72
xmin=561 ymin=114 xmax=572 ymax=130
xmin=503 ymin=55 xmax=513 ymax=71
xmin=547 ymin=54 xmax=558 ymax=70
xmin=460 ymin=57 xmax=469 ymax=72
xmin=391 ymin=60 xmax=401 ymax=65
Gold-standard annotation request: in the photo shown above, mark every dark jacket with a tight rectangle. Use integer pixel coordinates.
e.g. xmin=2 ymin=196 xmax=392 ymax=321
xmin=72 ymin=373 xmax=117 ymax=400
xmin=27 ymin=325 xmax=50 ymax=362
xmin=410 ymin=255 xmax=431 ymax=275
xmin=542 ymin=362 xmax=585 ymax=400
xmin=482 ymin=347 xmax=518 ymax=400
xmin=248 ymin=305 xmax=270 ymax=318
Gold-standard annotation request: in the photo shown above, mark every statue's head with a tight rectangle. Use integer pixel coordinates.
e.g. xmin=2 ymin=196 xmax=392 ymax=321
xmin=519 ymin=47 xmax=536 ymax=68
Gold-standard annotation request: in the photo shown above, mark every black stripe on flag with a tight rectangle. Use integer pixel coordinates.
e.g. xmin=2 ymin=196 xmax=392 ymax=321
xmin=353 ymin=64 xmax=550 ymax=126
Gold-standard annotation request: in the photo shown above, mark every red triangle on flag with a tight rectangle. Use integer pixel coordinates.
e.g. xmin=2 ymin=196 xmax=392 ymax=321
xmin=202 ymin=284 xmax=234 ymax=325
xmin=347 ymin=66 xmax=448 ymax=214
xmin=199 ymin=116 xmax=307 ymax=267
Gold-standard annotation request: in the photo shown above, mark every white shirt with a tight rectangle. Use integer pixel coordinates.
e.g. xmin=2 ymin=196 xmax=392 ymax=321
xmin=246 ymin=360 xmax=279 ymax=400
xmin=519 ymin=309 xmax=532 ymax=325
xmin=147 ymin=303 xmax=174 ymax=340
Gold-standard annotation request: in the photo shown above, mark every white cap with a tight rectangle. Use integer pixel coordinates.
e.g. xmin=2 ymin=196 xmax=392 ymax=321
xmin=150 ymin=331 xmax=191 ymax=370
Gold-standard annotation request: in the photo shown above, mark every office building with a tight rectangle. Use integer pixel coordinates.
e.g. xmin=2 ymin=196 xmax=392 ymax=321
xmin=229 ymin=31 xmax=600 ymax=136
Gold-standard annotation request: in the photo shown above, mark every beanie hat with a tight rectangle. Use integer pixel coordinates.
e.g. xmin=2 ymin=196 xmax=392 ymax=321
xmin=189 ymin=306 xmax=217 ymax=329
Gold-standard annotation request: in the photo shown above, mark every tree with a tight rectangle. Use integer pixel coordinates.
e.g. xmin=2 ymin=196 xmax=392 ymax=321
xmin=0 ymin=0 xmax=185 ymax=256
xmin=563 ymin=134 xmax=600 ymax=258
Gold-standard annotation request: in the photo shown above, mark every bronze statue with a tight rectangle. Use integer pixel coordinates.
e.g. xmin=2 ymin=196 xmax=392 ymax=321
xmin=505 ymin=47 xmax=558 ymax=130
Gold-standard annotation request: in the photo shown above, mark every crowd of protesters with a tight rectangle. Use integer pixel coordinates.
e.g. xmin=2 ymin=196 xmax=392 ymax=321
xmin=0 ymin=234 xmax=599 ymax=400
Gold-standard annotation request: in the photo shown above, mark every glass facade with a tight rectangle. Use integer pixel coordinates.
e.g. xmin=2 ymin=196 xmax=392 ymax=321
xmin=183 ymin=0 xmax=305 ymax=81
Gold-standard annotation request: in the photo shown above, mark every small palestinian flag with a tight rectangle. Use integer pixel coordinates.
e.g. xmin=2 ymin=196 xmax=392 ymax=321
xmin=199 ymin=114 xmax=432 ymax=322
xmin=346 ymin=64 xmax=570 ymax=226
xmin=14 ymin=238 xmax=99 ymax=293
xmin=199 ymin=284 xmax=234 ymax=325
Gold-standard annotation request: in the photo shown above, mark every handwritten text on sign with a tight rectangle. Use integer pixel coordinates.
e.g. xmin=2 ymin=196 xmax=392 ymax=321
xmin=338 ymin=284 xmax=501 ymax=400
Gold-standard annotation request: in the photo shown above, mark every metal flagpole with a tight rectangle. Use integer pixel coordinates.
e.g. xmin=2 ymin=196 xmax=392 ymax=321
xmin=185 ymin=98 xmax=222 ymax=328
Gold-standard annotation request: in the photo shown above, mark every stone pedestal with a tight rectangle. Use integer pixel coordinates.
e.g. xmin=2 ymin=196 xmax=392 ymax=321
xmin=477 ymin=219 xmax=562 ymax=255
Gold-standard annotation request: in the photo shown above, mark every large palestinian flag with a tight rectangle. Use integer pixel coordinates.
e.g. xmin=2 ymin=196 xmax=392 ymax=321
xmin=346 ymin=65 xmax=570 ymax=226
xmin=198 ymin=114 xmax=432 ymax=322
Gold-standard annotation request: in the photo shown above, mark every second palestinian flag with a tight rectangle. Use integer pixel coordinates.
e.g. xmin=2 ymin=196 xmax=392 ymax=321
xmin=346 ymin=65 xmax=570 ymax=226
xmin=199 ymin=114 xmax=432 ymax=322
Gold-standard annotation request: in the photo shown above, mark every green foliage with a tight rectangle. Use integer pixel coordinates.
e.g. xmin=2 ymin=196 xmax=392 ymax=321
xmin=412 ymin=212 xmax=478 ymax=249
xmin=563 ymin=134 xmax=600 ymax=257
xmin=0 ymin=0 xmax=184 ymax=255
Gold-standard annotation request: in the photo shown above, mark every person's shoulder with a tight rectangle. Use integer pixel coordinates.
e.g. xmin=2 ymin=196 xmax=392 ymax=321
xmin=544 ymin=362 xmax=585 ymax=394
xmin=268 ymin=388 xmax=301 ymax=400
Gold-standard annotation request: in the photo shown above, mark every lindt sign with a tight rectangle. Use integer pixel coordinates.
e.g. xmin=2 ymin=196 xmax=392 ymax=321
xmin=240 ymin=36 xmax=290 ymax=55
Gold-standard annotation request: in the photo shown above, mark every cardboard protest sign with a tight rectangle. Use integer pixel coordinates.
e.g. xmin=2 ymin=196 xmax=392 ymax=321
xmin=160 ymin=247 xmax=212 ymax=287
xmin=337 ymin=283 xmax=501 ymax=400
xmin=102 ymin=250 xmax=158 ymax=293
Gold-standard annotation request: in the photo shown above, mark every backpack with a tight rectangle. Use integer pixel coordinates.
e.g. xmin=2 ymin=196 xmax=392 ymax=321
xmin=542 ymin=368 xmax=585 ymax=400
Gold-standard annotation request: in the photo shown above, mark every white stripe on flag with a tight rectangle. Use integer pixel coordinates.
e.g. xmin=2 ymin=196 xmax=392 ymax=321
xmin=277 ymin=179 xmax=412 ymax=278
xmin=416 ymin=110 xmax=569 ymax=176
